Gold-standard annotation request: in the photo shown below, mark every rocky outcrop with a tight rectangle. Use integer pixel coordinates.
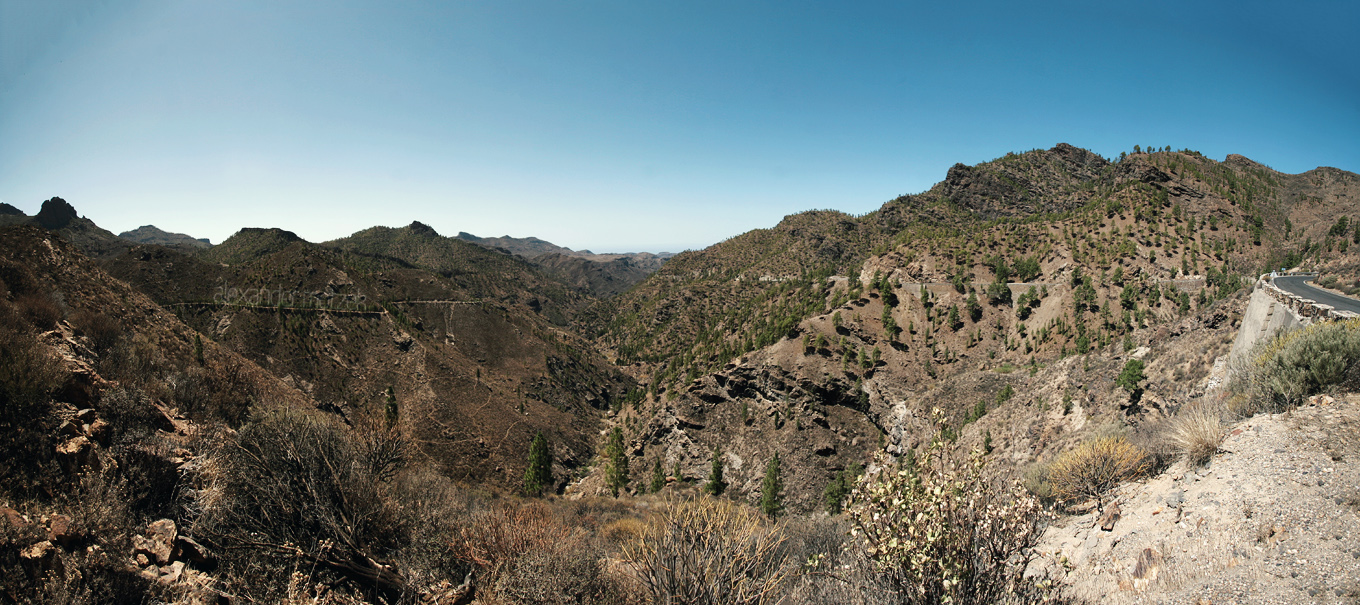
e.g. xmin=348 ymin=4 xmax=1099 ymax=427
xmin=34 ymin=197 xmax=78 ymax=230
xmin=932 ymin=143 xmax=1109 ymax=219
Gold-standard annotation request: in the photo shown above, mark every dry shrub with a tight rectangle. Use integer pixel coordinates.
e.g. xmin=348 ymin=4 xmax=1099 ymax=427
xmin=169 ymin=360 xmax=255 ymax=428
xmin=623 ymin=496 xmax=792 ymax=605
xmin=454 ymin=501 xmax=583 ymax=576
xmin=15 ymin=293 xmax=62 ymax=330
xmin=69 ymin=309 xmax=122 ymax=355
xmin=386 ymin=468 xmax=476 ymax=592
xmin=454 ymin=501 xmax=627 ymax=604
xmin=0 ymin=321 xmax=62 ymax=500
xmin=195 ymin=409 xmax=407 ymax=603
xmin=1164 ymin=403 xmax=1223 ymax=467
xmin=844 ymin=441 xmax=1063 ymax=605
xmin=599 ymin=517 xmax=646 ymax=545
xmin=493 ymin=546 xmax=621 ymax=605
xmin=0 ymin=469 xmax=152 ymax=604
xmin=1047 ymin=436 xmax=1150 ymax=505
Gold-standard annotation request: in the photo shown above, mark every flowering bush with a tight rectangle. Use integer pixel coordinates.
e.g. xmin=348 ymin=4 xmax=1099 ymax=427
xmin=844 ymin=412 xmax=1060 ymax=604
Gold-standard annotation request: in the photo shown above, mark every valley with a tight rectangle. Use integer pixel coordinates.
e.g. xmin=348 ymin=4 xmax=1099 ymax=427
xmin=2 ymin=145 xmax=1359 ymax=604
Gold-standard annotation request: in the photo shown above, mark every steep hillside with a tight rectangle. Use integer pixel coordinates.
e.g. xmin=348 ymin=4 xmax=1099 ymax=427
xmin=587 ymin=146 xmax=1360 ymax=515
xmin=101 ymin=222 xmax=640 ymax=489
xmin=454 ymin=230 xmax=671 ymax=297
xmin=532 ymin=251 xmax=671 ymax=298
xmin=0 ymin=224 xmax=322 ymax=599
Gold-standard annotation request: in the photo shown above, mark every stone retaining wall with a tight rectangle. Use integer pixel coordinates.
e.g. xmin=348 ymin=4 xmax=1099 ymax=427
xmin=1259 ymin=276 xmax=1360 ymax=322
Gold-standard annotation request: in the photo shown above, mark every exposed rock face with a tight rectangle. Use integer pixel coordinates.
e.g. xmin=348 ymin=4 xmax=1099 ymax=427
xmin=35 ymin=197 xmax=78 ymax=229
xmin=1097 ymin=501 xmax=1120 ymax=531
xmin=408 ymin=221 xmax=439 ymax=237
xmin=932 ymin=143 xmax=1110 ymax=218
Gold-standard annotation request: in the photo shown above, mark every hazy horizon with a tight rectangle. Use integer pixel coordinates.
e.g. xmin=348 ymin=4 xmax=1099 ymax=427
xmin=3 ymin=1 xmax=1357 ymax=253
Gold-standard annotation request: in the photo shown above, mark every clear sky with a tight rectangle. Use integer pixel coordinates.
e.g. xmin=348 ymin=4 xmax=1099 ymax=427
xmin=2 ymin=1 xmax=1356 ymax=253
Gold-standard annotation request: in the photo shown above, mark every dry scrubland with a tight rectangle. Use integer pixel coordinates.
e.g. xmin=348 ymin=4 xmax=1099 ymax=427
xmin=3 ymin=147 xmax=1360 ymax=603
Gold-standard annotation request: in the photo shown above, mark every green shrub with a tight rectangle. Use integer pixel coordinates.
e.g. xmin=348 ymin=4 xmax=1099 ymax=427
xmin=604 ymin=427 xmax=629 ymax=497
xmin=1232 ymin=318 xmax=1360 ymax=413
xmin=1116 ymin=358 xmax=1146 ymax=395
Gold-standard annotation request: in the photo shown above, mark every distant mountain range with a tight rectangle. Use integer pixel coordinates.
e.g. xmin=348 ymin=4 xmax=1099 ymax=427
xmin=119 ymin=225 xmax=212 ymax=249
xmin=454 ymin=230 xmax=674 ymax=262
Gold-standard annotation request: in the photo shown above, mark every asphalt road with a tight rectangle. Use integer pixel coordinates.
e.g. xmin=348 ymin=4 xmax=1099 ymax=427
xmin=1272 ymin=274 xmax=1360 ymax=315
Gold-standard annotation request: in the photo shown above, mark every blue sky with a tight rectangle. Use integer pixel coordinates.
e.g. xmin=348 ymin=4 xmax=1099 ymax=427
xmin=2 ymin=1 xmax=1356 ymax=252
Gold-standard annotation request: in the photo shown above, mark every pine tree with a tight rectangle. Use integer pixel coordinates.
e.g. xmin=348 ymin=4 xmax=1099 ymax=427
xmin=760 ymin=452 xmax=784 ymax=519
xmin=384 ymin=387 xmax=398 ymax=429
xmin=650 ymin=458 xmax=666 ymax=493
xmin=523 ymin=432 xmax=552 ymax=497
xmin=604 ymin=427 xmax=628 ymax=497
xmin=705 ymin=447 xmax=727 ymax=495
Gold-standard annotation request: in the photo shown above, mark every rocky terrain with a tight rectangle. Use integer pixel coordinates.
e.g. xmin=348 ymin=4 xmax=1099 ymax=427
xmin=2 ymin=144 xmax=1358 ymax=604
xmin=1035 ymin=393 xmax=1360 ymax=604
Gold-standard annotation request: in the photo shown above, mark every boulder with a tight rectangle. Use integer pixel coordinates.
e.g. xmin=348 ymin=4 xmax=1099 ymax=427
xmin=1098 ymin=501 xmax=1121 ymax=532
xmin=173 ymin=535 xmax=213 ymax=565
xmin=55 ymin=436 xmax=97 ymax=471
xmin=1 ymin=506 xmax=25 ymax=528
xmin=133 ymin=519 xmax=177 ymax=565
xmin=20 ymin=540 xmax=55 ymax=561
xmin=47 ymin=514 xmax=77 ymax=546
xmin=157 ymin=561 xmax=186 ymax=585
xmin=86 ymin=418 xmax=110 ymax=442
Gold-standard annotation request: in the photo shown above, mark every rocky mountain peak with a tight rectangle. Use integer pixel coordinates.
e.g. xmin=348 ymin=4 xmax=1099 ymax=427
xmin=407 ymin=221 xmax=439 ymax=237
xmin=1223 ymin=153 xmax=1268 ymax=171
xmin=234 ymin=227 xmax=302 ymax=242
xmin=35 ymin=197 xmax=78 ymax=229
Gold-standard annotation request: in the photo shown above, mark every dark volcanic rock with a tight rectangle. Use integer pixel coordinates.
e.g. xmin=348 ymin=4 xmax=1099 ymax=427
xmin=35 ymin=197 xmax=78 ymax=229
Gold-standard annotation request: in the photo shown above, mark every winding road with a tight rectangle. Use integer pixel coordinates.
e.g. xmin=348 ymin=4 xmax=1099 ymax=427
xmin=1272 ymin=274 xmax=1360 ymax=315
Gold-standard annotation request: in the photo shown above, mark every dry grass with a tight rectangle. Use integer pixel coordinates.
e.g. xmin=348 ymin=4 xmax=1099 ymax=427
xmin=1164 ymin=403 xmax=1224 ymax=467
xmin=1047 ymin=437 xmax=1150 ymax=505
xmin=623 ymin=496 xmax=791 ymax=605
